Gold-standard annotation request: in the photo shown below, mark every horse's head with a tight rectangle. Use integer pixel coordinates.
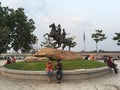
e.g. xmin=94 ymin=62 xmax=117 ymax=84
xmin=49 ymin=23 xmax=55 ymax=28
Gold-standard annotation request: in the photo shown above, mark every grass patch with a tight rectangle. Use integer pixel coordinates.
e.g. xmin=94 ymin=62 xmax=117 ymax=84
xmin=4 ymin=59 xmax=106 ymax=71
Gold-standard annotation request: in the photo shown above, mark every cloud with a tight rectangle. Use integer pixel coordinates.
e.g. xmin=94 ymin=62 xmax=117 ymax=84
xmin=1 ymin=0 xmax=47 ymax=15
xmin=0 ymin=0 xmax=24 ymax=9
xmin=41 ymin=16 xmax=92 ymax=30
xmin=22 ymin=0 xmax=47 ymax=15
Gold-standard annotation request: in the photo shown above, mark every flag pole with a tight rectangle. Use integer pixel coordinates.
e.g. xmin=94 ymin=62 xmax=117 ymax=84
xmin=83 ymin=31 xmax=86 ymax=52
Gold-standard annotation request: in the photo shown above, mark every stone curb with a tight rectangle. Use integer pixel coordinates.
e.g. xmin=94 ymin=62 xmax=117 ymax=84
xmin=0 ymin=66 xmax=111 ymax=81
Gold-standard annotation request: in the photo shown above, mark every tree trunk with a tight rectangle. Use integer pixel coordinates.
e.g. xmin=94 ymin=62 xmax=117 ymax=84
xmin=96 ymin=43 xmax=98 ymax=60
xmin=68 ymin=46 xmax=71 ymax=51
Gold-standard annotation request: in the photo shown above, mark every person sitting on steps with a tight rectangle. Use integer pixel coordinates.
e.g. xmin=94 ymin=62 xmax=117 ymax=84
xmin=46 ymin=60 xmax=53 ymax=83
xmin=55 ymin=59 xmax=63 ymax=83
xmin=107 ymin=56 xmax=118 ymax=74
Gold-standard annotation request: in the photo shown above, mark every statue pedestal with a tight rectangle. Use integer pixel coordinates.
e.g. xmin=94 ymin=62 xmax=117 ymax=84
xmin=25 ymin=48 xmax=83 ymax=62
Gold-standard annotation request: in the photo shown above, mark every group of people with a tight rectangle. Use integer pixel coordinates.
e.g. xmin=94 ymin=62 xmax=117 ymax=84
xmin=46 ymin=59 xmax=62 ymax=83
xmin=85 ymin=55 xmax=94 ymax=60
xmin=104 ymin=55 xmax=118 ymax=74
xmin=5 ymin=56 xmax=16 ymax=65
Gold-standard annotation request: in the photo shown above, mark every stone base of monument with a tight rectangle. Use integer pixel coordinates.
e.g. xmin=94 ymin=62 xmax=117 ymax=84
xmin=24 ymin=48 xmax=83 ymax=62
xmin=25 ymin=56 xmax=49 ymax=63
xmin=0 ymin=66 xmax=111 ymax=81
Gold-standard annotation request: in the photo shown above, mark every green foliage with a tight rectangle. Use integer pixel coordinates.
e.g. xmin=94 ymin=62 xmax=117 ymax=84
xmin=41 ymin=37 xmax=55 ymax=48
xmin=4 ymin=60 xmax=106 ymax=71
xmin=11 ymin=8 xmax=36 ymax=53
xmin=92 ymin=30 xmax=107 ymax=53
xmin=67 ymin=37 xmax=77 ymax=47
xmin=0 ymin=2 xmax=37 ymax=53
xmin=0 ymin=26 xmax=10 ymax=53
xmin=113 ymin=33 xmax=120 ymax=45
xmin=0 ymin=3 xmax=12 ymax=53
xmin=92 ymin=30 xmax=107 ymax=43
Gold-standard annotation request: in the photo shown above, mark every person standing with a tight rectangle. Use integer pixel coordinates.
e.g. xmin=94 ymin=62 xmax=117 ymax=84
xmin=46 ymin=60 xmax=53 ymax=83
xmin=55 ymin=59 xmax=63 ymax=83
xmin=103 ymin=55 xmax=107 ymax=63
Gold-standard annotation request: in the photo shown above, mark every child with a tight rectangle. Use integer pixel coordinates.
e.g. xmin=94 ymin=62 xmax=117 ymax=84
xmin=46 ymin=60 xmax=53 ymax=83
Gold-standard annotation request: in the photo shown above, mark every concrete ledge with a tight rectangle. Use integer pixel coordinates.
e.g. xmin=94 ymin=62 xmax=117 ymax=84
xmin=0 ymin=66 xmax=111 ymax=81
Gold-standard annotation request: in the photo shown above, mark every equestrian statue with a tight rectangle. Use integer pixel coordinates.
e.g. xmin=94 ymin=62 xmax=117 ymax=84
xmin=43 ymin=23 xmax=76 ymax=51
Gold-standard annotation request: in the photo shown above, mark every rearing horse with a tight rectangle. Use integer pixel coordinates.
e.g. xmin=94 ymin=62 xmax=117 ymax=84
xmin=43 ymin=23 xmax=62 ymax=48
xmin=43 ymin=23 xmax=76 ymax=51
xmin=43 ymin=23 xmax=57 ymax=38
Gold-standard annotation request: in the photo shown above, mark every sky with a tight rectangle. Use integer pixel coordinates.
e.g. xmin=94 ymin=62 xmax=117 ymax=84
xmin=1 ymin=0 xmax=120 ymax=51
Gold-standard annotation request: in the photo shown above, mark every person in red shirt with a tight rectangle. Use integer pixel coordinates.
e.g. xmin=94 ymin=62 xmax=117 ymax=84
xmin=46 ymin=60 xmax=53 ymax=83
xmin=107 ymin=57 xmax=113 ymax=67
xmin=11 ymin=56 xmax=16 ymax=63
xmin=5 ymin=57 xmax=11 ymax=65
xmin=107 ymin=56 xmax=118 ymax=74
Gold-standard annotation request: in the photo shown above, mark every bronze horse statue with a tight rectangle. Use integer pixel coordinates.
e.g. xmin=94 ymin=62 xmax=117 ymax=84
xmin=43 ymin=23 xmax=76 ymax=51
xmin=43 ymin=23 xmax=57 ymax=38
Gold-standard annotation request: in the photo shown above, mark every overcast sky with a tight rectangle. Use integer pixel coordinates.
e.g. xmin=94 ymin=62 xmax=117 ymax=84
xmin=1 ymin=0 xmax=120 ymax=51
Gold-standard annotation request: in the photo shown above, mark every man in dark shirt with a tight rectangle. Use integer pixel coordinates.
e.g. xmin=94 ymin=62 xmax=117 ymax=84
xmin=55 ymin=59 xmax=63 ymax=83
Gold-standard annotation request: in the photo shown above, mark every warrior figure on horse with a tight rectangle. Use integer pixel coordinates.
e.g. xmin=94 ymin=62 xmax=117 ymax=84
xmin=43 ymin=23 xmax=76 ymax=51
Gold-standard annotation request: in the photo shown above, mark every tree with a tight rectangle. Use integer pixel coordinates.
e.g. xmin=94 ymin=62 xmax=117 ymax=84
xmin=0 ymin=26 xmax=10 ymax=53
xmin=0 ymin=3 xmax=12 ymax=53
xmin=92 ymin=30 xmax=107 ymax=59
xmin=66 ymin=37 xmax=76 ymax=51
xmin=41 ymin=37 xmax=55 ymax=48
xmin=11 ymin=8 xmax=36 ymax=53
xmin=0 ymin=2 xmax=37 ymax=53
xmin=113 ymin=33 xmax=120 ymax=45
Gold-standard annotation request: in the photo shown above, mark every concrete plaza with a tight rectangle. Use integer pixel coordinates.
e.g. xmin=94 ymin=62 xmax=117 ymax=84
xmin=0 ymin=60 xmax=120 ymax=90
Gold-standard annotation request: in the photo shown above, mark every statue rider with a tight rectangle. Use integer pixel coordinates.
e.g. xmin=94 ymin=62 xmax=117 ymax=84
xmin=55 ymin=24 xmax=62 ymax=42
xmin=62 ymin=29 xmax=66 ymax=40
xmin=57 ymin=24 xmax=61 ymax=36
